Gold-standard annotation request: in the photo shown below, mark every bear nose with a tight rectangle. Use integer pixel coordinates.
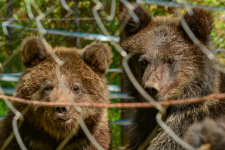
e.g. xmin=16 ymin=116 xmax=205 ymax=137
xmin=144 ymin=83 xmax=159 ymax=98
xmin=55 ymin=107 xmax=67 ymax=114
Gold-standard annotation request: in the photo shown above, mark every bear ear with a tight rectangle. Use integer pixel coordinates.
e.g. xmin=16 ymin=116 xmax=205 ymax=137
xmin=181 ymin=8 xmax=213 ymax=44
xmin=119 ymin=4 xmax=152 ymax=37
xmin=81 ymin=42 xmax=112 ymax=76
xmin=20 ymin=36 xmax=50 ymax=68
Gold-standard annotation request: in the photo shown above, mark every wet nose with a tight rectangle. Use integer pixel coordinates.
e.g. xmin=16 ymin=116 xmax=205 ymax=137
xmin=55 ymin=107 xmax=67 ymax=114
xmin=144 ymin=83 xmax=159 ymax=98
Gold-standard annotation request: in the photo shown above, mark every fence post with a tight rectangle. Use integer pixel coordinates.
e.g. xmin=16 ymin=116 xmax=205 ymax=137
xmin=119 ymin=0 xmax=136 ymax=147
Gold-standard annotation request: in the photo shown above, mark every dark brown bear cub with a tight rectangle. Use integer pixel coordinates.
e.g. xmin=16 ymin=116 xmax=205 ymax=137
xmin=120 ymin=5 xmax=225 ymax=150
xmin=0 ymin=37 xmax=112 ymax=150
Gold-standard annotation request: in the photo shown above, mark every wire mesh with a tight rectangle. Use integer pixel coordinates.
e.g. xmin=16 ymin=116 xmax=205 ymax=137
xmin=0 ymin=0 xmax=225 ymax=150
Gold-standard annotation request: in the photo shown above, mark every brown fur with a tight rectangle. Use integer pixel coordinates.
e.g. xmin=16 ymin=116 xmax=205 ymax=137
xmin=0 ymin=37 xmax=112 ymax=150
xmin=184 ymin=117 xmax=225 ymax=150
xmin=120 ymin=4 xmax=225 ymax=150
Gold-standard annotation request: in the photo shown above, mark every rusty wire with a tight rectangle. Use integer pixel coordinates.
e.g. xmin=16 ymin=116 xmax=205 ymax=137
xmin=0 ymin=93 xmax=225 ymax=108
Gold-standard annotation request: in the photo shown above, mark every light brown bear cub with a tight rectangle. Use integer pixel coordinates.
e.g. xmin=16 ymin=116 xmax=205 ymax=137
xmin=0 ymin=37 xmax=112 ymax=150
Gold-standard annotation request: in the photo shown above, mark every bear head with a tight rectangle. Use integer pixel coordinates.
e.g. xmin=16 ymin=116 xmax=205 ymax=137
xmin=120 ymin=5 xmax=215 ymax=102
xmin=15 ymin=37 xmax=112 ymax=140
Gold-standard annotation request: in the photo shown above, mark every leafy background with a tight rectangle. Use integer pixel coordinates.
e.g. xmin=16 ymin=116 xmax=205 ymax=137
xmin=0 ymin=0 xmax=224 ymax=149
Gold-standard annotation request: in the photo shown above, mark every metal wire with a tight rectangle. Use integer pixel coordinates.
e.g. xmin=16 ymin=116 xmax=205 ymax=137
xmin=0 ymin=0 xmax=224 ymax=150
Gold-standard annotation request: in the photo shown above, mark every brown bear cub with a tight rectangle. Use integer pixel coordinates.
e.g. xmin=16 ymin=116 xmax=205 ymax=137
xmin=120 ymin=4 xmax=225 ymax=150
xmin=184 ymin=117 xmax=225 ymax=150
xmin=0 ymin=37 xmax=112 ymax=150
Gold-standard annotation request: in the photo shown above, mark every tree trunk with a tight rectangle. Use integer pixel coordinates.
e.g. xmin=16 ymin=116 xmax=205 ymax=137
xmin=74 ymin=0 xmax=81 ymax=48
xmin=6 ymin=0 xmax=14 ymax=54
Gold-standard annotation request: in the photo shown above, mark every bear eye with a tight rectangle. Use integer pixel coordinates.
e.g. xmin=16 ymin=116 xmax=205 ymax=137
xmin=140 ymin=59 xmax=148 ymax=66
xmin=73 ymin=85 xmax=80 ymax=93
xmin=44 ymin=85 xmax=53 ymax=91
xmin=139 ymin=59 xmax=148 ymax=72
xmin=167 ymin=58 xmax=176 ymax=66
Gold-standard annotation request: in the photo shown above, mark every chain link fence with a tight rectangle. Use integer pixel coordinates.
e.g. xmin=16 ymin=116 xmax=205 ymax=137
xmin=0 ymin=0 xmax=225 ymax=149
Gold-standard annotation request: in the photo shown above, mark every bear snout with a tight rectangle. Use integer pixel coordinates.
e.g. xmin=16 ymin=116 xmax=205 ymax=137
xmin=144 ymin=83 xmax=159 ymax=99
xmin=55 ymin=106 xmax=68 ymax=113
xmin=54 ymin=106 xmax=70 ymax=121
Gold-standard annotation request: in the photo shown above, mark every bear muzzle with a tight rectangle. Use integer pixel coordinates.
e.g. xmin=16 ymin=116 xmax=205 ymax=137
xmin=144 ymin=82 xmax=159 ymax=99
xmin=54 ymin=106 xmax=70 ymax=121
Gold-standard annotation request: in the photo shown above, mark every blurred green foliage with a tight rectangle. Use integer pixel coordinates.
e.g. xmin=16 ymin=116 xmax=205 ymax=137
xmin=0 ymin=0 xmax=224 ymax=149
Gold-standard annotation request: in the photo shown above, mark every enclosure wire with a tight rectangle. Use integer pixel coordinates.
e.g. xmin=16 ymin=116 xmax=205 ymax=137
xmin=0 ymin=0 xmax=224 ymax=150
